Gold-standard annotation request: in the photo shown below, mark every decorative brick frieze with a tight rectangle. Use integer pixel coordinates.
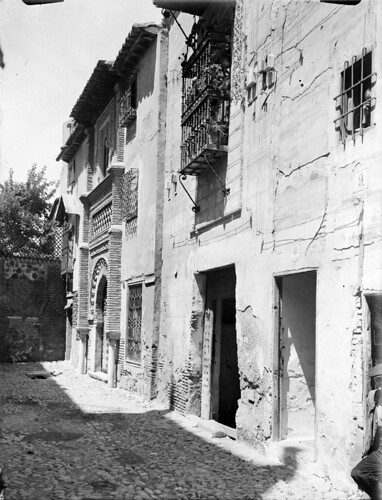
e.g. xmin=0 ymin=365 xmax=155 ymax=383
xmin=76 ymin=243 xmax=90 ymax=330
xmin=87 ymin=162 xmax=93 ymax=193
xmin=106 ymin=224 xmax=122 ymax=338
xmin=116 ymin=127 xmax=125 ymax=162
xmin=89 ymin=240 xmax=109 ymax=258
xmin=231 ymin=0 xmax=245 ymax=103
xmin=95 ymin=97 xmax=117 ymax=165
xmin=72 ymin=292 xmax=78 ymax=331
xmin=86 ymin=175 xmax=113 ymax=208
xmin=89 ymin=257 xmax=108 ymax=320
xmin=109 ymin=163 xmax=125 ymax=226
xmin=79 ymin=195 xmax=90 ymax=245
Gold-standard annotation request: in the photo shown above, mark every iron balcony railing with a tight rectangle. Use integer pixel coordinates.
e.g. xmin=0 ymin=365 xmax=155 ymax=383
xmin=119 ymin=89 xmax=137 ymax=127
xmin=181 ymin=33 xmax=231 ymax=175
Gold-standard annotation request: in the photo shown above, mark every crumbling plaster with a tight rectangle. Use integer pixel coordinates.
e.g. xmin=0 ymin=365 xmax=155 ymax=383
xmin=159 ymin=0 xmax=381 ymax=478
xmin=237 ymin=2 xmax=382 ymax=467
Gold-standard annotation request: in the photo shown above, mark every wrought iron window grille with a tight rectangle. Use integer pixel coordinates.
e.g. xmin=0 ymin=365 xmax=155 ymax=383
xmin=119 ymin=87 xmax=137 ymax=128
xmin=180 ymin=27 xmax=232 ymax=175
xmin=119 ymin=169 xmax=139 ymax=222
xmin=126 ymin=284 xmax=142 ymax=364
xmin=92 ymin=203 xmax=112 ymax=237
xmin=334 ymin=48 xmax=376 ymax=145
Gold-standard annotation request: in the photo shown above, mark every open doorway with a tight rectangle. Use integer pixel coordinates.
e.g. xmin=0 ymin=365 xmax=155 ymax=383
xmin=201 ymin=266 xmax=240 ymax=428
xmin=365 ymin=294 xmax=382 ymax=368
xmin=95 ymin=277 xmax=108 ymax=374
xmin=275 ymin=271 xmax=317 ymax=441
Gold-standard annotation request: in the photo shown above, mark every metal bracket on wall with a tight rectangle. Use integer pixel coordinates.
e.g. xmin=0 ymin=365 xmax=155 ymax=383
xmin=162 ymin=9 xmax=189 ymax=44
xmin=204 ymin=153 xmax=230 ymax=197
xmin=178 ymin=174 xmax=200 ymax=213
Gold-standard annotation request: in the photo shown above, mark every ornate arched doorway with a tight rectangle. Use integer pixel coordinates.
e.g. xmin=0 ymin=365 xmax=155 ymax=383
xmin=90 ymin=258 xmax=108 ymax=374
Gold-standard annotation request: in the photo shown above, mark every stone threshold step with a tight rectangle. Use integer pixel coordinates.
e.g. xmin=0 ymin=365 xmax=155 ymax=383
xmin=88 ymin=371 xmax=108 ymax=383
xmin=189 ymin=416 xmax=237 ymax=440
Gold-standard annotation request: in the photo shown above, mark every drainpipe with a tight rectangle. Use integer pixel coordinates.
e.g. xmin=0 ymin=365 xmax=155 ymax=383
xmin=107 ymin=339 xmax=118 ymax=388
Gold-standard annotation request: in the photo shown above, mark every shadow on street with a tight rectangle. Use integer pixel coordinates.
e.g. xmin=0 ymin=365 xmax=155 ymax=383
xmin=0 ymin=362 xmax=303 ymax=500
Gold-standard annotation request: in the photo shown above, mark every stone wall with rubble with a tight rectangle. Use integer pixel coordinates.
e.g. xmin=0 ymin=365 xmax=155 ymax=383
xmin=158 ymin=0 xmax=382 ymax=482
xmin=0 ymin=256 xmax=66 ymax=362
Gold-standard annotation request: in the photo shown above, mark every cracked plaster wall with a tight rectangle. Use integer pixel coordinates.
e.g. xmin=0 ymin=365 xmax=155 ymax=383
xmin=240 ymin=0 xmax=382 ymax=474
xmin=159 ymin=0 xmax=382 ymax=478
xmin=118 ymin=30 xmax=168 ymax=400
xmin=120 ymin=36 xmax=163 ymax=282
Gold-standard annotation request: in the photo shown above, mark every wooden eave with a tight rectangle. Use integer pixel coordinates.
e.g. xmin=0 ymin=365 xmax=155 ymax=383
xmin=113 ymin=23 xmax=160 ymax=76
xmin=153 ymin=0 xmax=232 ymax=15
xmin=70 ymin=61 xmax=118 ymax=126
xmin=56 ymin=124 xmax=86 ymax=162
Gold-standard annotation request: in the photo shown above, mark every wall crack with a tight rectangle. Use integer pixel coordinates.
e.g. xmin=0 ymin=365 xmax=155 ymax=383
xmin=281 ymin=67 xmax=332 ymax=102
xmin=279 ymin=152 xmax=330 ymax=178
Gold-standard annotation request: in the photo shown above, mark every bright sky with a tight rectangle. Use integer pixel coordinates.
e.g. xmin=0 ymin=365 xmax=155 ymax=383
xmin=0 ymin=0 xmax=163 ymax=184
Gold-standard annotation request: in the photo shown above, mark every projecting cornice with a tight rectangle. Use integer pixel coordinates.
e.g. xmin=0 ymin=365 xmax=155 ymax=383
xmin=56 ymin=123 xmax=86 ymax=162
xmin=70 ymin=61 xmax=118 ymax=127
xmin=112 ymin=23 xmax=160 ymax=77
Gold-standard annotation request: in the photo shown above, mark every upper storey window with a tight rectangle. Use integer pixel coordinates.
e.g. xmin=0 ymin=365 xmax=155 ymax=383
xmin=334 ymin=49 xmax=376 ymax=144
xmin=180 ymin=9 xmax=233 ymax=175
xmin=119 ymin=78 xmax=137 ymax=128
xmin=102 ymin=138 xmax=110 ymax=176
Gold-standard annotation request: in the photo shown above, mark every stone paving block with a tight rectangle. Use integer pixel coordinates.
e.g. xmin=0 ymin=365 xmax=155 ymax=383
xmin=0 ymin=361 xmax=363 ymax=500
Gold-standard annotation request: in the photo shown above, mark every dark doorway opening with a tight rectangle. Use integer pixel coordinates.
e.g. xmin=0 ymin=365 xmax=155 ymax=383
xmin=203 ymin=266 xmax=240 ymax=429
xmin=365 ymin=294 xmax=382 ymax=367
xmin=275 ymin=271 xmax=316 ymax=442
xmin=95 ymin=277 xmax=108 ymax=374
xmin=101 ymin=282 xmax=108 ymax=373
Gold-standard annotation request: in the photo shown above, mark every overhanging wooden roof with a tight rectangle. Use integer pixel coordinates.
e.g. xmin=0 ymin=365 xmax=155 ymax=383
xmin=113 ymin=23 xmax=160 ymax=76
xmin=153 ymin=0 xmax=232 ymax=16
xmin=70 ymin=61 xmax=117 ymax=126
xmin=56 ymin=123 xmax=86 ymax=162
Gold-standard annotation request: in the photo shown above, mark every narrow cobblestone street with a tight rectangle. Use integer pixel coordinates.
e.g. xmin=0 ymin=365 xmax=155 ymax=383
xmin=0 ymin=362 xmax=365 ymax=500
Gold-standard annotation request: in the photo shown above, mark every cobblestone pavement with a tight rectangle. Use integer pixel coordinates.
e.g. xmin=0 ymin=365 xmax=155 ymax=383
xmin=0 ymin=362 xmax=367 ymax=500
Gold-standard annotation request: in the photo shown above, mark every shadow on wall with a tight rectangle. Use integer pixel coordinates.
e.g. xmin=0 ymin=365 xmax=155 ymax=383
xmin=0 ymin=362 xmax=302 ymax=500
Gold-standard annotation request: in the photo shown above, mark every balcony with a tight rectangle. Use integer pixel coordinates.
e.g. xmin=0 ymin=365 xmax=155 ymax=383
xmin=180 ymin=33 xmax=231 ymax=175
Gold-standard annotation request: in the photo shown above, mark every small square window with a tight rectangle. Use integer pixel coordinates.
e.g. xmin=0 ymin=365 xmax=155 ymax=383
xmin=335 ymin=49 xmax=375 ymax=143
xmin=247 ymin=83 xmax=257 ymax=104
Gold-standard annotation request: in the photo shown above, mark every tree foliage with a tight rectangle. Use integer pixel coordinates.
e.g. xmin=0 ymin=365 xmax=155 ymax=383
xmin=0 ymin=164 xmax=59 ymax=257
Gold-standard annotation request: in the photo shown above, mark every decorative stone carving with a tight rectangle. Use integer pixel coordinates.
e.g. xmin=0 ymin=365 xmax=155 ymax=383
xmin=89 ymin=257 xmax=107 ymax=319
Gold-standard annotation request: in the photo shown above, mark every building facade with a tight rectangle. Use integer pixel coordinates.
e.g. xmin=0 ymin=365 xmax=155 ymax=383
xmin=55 ymin=23 xmax=168 ymax=396
xmin=152 ymin=0 xmax=382 ymax=481
xmin=54 ymin=0 xmax=382 ymax=487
